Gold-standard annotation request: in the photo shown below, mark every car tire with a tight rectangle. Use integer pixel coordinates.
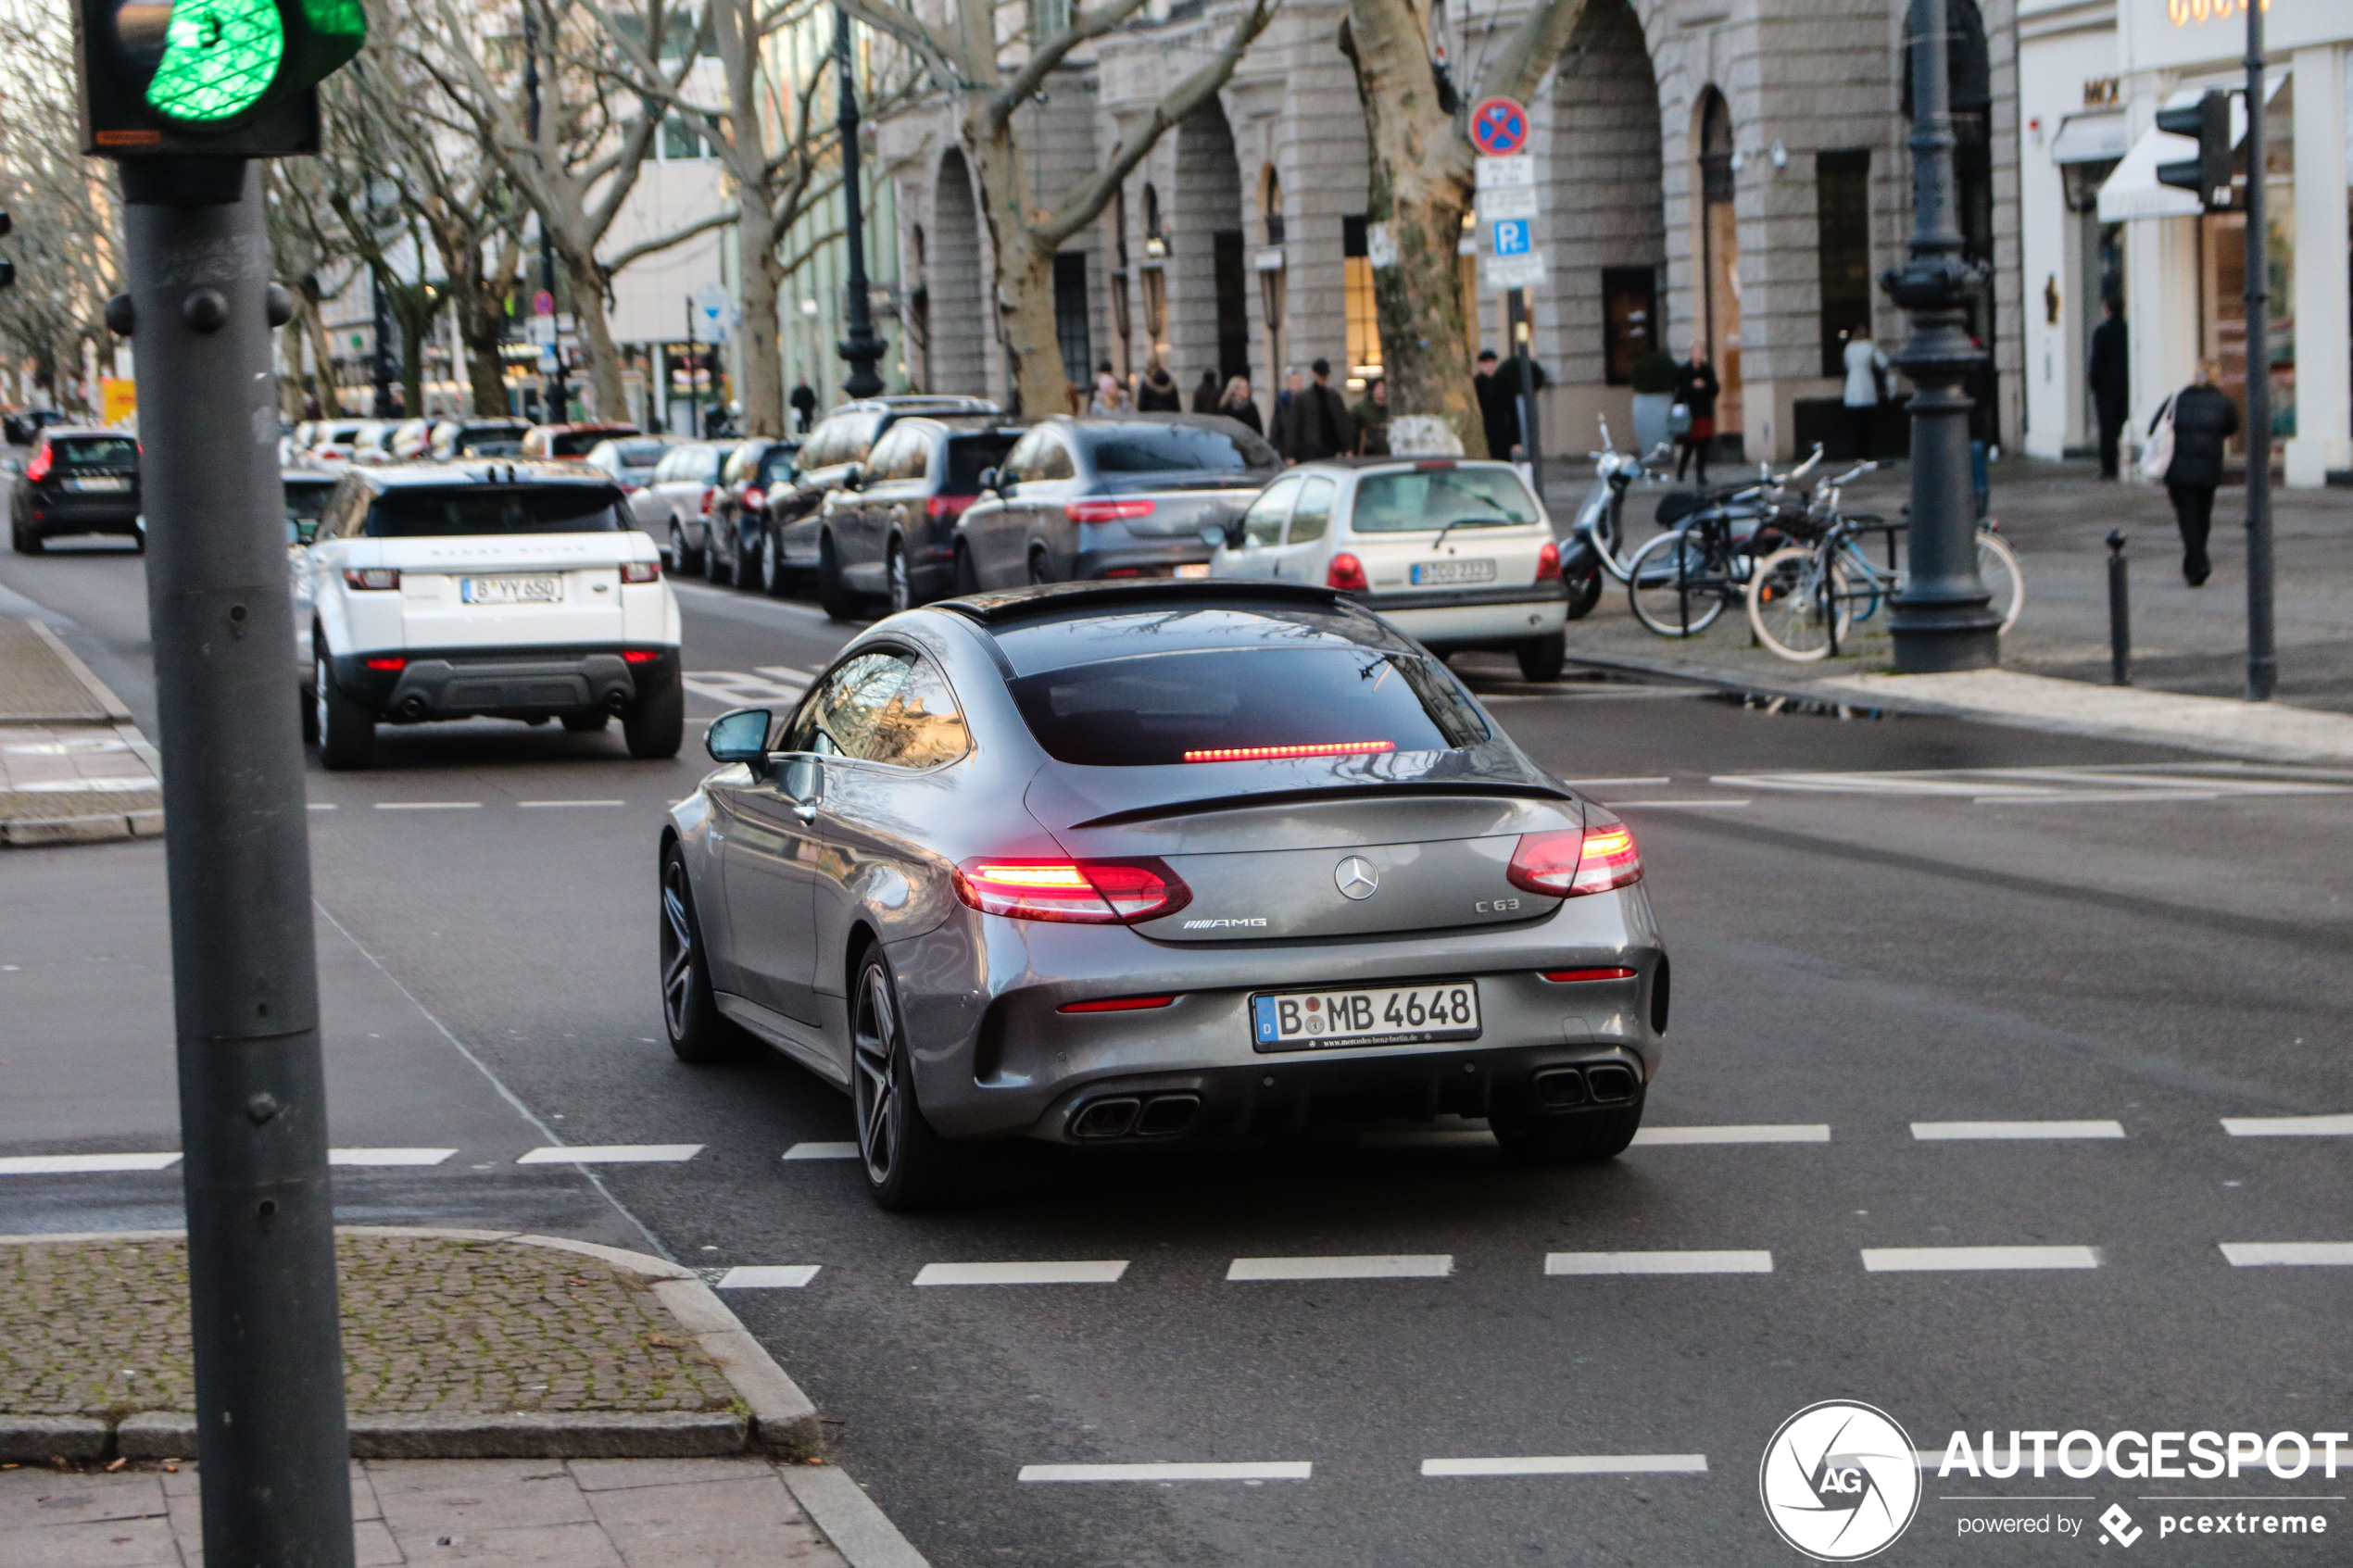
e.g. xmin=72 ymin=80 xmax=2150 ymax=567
xmin=1027 ymin=547 xmax=1052 ymax=586
xmin=952 ymin=543 xmax=981 ymax=595
xmin=298 ymin=680 xmax=319 ymax=743
xmin=817 ymin=533 xmax=858 ymax=621
xmin=1516 ymin=632 xmax=1567 ymax=682
xmin=704 ymin=522 xmax=734 ymax=584
xmin=887 ymin=540 xmax=912 ymax=614
xmin=760 ymin=526 xmax=789 ymax=598
xmin=623 ymin=673 xmax=685 ymax=759
xmin=129 ymin=532 xmax=145 ymax=556
xmin=851 ymin=951 xmax=960 ymax=1211
xmin=669 ymin=519 xmax=702 ymax=575
xmin=561 ymin=711 xmax=610 ymax=733
xmin=1563 ymin=567 xmax=1604 ymax=621
xmin=1491 ymin=1091 xmax=1645 ymax=1167
xmin=660 ymin=844 xmax=755 ymax=1064
xmin=13 ymin=528 xmax=43 ymax=555
xmin=313 ymin=649 xmax=374 ymax=771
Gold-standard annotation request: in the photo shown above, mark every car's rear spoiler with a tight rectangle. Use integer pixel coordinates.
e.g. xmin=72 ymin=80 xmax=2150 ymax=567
xmin=1065 ymin=780 xmax=1576 ymax=831
xmin=935 ymin=579 xmax=1354 ymax=626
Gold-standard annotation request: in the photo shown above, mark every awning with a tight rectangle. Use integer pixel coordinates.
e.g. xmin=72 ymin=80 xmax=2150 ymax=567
xmin=2098 ymin=70 xmax=2288 ymax=223
xmin=2051 ymin=112 xmax=2128 ymax=165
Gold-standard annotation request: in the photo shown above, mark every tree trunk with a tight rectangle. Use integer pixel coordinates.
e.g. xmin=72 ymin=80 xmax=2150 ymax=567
xmin=1341 ymin=0 xmax=1485 ymax=457
xmin=561 ymin=250 xmax=628 ymax=420
xmin=963 ymin=109 xmax=1068 ymax=416
xmin=736 ymin=214 xmax=786 ymax=436
xmin=395 ymin=290 xmax=431 ymax=417
xmin=306 ymin=299 xmax=346 ymax=414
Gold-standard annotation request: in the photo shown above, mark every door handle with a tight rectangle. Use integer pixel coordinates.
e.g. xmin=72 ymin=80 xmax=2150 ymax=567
xmin=792 ymin=803 xmax=818 ymax=823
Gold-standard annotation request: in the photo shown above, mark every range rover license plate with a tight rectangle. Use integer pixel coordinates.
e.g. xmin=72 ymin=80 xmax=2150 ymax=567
xmin=461 ymin=574 xmax=563 ymax=605
xmin=1251 ymin=982 xmax=1480 ymax=1053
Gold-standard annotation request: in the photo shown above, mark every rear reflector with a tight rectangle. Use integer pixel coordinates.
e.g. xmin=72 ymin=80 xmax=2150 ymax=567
xmin=1541 ymin=967 xmax=1638 ymax=983
xmin=343 ymin=568 xmax=399 ymax=590
xmin=1327 ymin=552 xmax=1368 ymax=591
xmin=1506 ymin=819 xmax=1642 ymax=897
xmin=361 ymin=657 xmax=408 ymax=672
xmin=954 ymin=857 xmax=1191 ymax=924
xmin=620 ymin=561 xmax=661 ymax=583
xmin=1065 ymin=498 xmax=1156 ymax=524
xmin=1057 ymin=995 xmax=1177 ymax=1014
xmin=1183 ymin=740 xmax=1395 ymax=763
xmin=1537 ymin=540 xmax=1560 ymax=578
xmin=743 ymin=487 xmax=766 ymax=512
xmin=622 ymin=649 xmax=661 ymax=665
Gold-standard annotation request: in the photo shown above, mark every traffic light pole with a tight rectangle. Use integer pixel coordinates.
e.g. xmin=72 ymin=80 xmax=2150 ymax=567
xmin=123 ymin=159 xmax=356 ymax=1568
xmin=2241 ymin=1 xmax=2273 ymax=700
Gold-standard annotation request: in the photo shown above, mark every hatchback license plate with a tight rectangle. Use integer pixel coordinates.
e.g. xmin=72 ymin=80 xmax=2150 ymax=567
xmin=63 ymin=476 xmax=131 ymax=493
xmin=460 ymin=574 xmax=562 ymax=605
xmin=1175 ymin=562 xmax=1212 ymax=579
xmin=1251 ymin=982 xmax=1480 ymax=1053
xmin=1410 ymin=558 xmax=1496 ymax=585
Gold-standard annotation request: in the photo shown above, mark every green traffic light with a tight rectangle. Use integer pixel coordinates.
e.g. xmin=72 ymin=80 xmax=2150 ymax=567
xmin=144 ymin=0 xmax=286 ymax=123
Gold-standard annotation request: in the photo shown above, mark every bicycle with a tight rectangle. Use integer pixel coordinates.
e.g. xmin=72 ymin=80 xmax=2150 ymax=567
xmin=1625 ymin=447 xmax=1825 ymax=638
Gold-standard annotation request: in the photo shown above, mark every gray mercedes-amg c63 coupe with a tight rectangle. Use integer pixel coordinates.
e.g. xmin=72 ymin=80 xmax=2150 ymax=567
xmin=659 ymin=580 xmax=1668 ymax=1209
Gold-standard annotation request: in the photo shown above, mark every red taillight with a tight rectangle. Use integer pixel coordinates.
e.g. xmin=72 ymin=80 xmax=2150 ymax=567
xmin=622 ymin=649 xmax=661 ymax=664
xmin=1057 ymin=995 xmax=1177 ymax=1014
xmin=620 ymin=561 xmax=661 ymax=583
xmin=1541 ymin=967 xmax=1638 ymax=983
xmin=1327 ymin=552 xmax=1368 ymax=591
xmin=361 ymin=656 xmax=408 ymax=671
xmin=952 ymin=857 xmax=1191 ymax=924
xmin=927 ymin=495 xmax=973 ymax=521
xmin=1537 ymin=540 xmax=1560 ymax=577
xmin=1183 ymin=740 xmax=1395 ymax=763
xmin=26 ymin=446 xmax=54 ymax=482
xmin=343 ymin=568 xmax=400 ymax=590
xmin=699 ymin=486 xmax=716 ymax=515
xmin=1065 ymin=498 xmax=1156 ymax=524
xmin=743 ymin=487 xmax=766 ymax=511
xmin=1507 ymin=820 xmax=1642 ymax=897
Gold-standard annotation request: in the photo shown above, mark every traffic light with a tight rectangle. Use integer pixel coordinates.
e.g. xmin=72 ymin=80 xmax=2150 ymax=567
xmin=2156 ymin=89 xmax=2233 ymax=211
xmin=74 ymin=0 xmax=366 ymax=160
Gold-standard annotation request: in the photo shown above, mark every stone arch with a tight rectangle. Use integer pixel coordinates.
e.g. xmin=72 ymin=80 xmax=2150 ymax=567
xmin=1171 ymin=99 xmax=1249 ymax=386
xmin=1547 ymin=0 xmax=1667 ymax=401
xmin=929 ymin=148 xmax=987 ymax=397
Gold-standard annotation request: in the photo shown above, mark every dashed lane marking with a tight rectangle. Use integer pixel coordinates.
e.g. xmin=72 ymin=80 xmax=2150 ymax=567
xmin=328 ymin=1148 xmax=457 ymax=1166
xmin=0 ymin=1152 xmax=182 ymax=1174
xmin=717 ymin=1265 xmax=824 ymax=1288
xmin=1633 ymin=1124 xmax=1830 ymax=1145
xmin=2222 ymin=1114 xmax=2353 ymax=1136
xmin=1558 ymin=776 xmax=1671 ymax=788
xmin=307 ymin=802 xmax=337 ymax=810
xmin=1712 ymin=764 xmax=2353 ymax=804
xmin=1227 ymin=1255 xmax=1453 ymax=1281
xmin=1603 ymin=799 xmax=1753 ymax=809
xmin=373 ymin=801 xmax=481 ymax=811
xmin=783 ymin=1142 xmax=859 ymax=1160
xmin=1545 ymin=1250 xmax=1773 ymax=1275
xmin=517 ymin=799 xmax=625 ymax=809
xmin=914 ymin=1261 xmax=1129 ymax=1286
xmin=1019 ymin=1461 xmax=1312 ymax=1484
xmin=2219 ymin=1243 xmax=2353 ymax=1267
xmin=1422 ymin=1454 xmax=1709 ymax=1477
xmin=1911 ymin=1121 xmax=2126 ymax=1140
xmin=515 ymin=1144 xmax=703 ymax=1164
xmin=1861 ymin=1246 xmax=2100 ymax=1272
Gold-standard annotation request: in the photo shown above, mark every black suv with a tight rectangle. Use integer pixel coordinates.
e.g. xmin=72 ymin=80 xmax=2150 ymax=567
xmin=812 ymin=417 xmax=1024 ymax=615
xmin=11 ymin=429 xmax=143 ymax=553
xmin=702 ymin=436 xmax=801 ymax=592
xmin=765 ymin=395 xmax=1000 ymax=596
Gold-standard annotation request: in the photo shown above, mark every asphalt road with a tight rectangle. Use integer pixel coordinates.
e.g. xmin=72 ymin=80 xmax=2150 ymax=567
xmin=3 ymin=539 xmax=2348 ymax=1566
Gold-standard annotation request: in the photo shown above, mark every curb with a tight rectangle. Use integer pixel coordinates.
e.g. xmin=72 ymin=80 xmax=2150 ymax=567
xmin=0 ymin=1415 xmax=111 ymax=1462
xmin=783 ymin=1464 xmax=935 ymax=1568
xmin=8 ymin=621 xmax=132 ymax=725
xmin=0 ymin=807 xmax=163 ymax=847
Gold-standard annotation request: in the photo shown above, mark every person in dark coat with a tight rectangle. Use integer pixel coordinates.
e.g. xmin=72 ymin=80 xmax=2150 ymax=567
xmin=2154 ymin=361 xmax=2239 ymax=587
xmin=1275 ymin=358 xmax=1353 ymax=463
xmin=2089 ymin=296 xmax=2130 ymax=480
xmin=1216 ymin=375 xmax=1263 ymax=435
xmin=1192 ymin=370 xmax=1223 ymax=414
xmin=1473 ymin=348 xmax=1516 ymax=461
xmin=1672 ymin=343 xmax=1719 ymax=483
xmin=1349 ymin=376 xmax=1390 ymax=456
xmin=1136 ymin=363 xmax=1182 ymax=411
xmin=788 ymin=378 xmax=818 ymax=433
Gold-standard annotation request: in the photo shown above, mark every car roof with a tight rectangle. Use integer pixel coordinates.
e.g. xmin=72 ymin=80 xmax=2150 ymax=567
xmin=283 ymin=470 xmax=337 ymax=483
xmin=344 ymin=460 xmax=620 ymax=492
xmin=39 ymin=427 xmax=135 ymax=442
xmin=1284 ymin=457 xmax=1523 ymax=474
xmin=832 ymin=395 xmax=1000 ymax=416
xmin=925 ymin=583 xmax=1411 ymax=679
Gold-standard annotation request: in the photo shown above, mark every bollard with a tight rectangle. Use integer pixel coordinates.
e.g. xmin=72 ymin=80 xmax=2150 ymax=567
xmin=2106 ymin=529 xmax=2131 ymax=686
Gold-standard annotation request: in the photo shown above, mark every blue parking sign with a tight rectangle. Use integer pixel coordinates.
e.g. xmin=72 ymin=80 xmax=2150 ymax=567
xmin=1491 ymin=219 xmax=1531 ymax=257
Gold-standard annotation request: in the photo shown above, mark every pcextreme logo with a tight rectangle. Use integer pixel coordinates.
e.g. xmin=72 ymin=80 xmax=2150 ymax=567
xmin=1760 ymin=1401 xmax=1923 ymax=1561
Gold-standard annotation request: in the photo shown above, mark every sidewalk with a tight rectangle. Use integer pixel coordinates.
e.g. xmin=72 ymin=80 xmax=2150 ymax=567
xmin=0 ymin=617 xmax=160 ymax=847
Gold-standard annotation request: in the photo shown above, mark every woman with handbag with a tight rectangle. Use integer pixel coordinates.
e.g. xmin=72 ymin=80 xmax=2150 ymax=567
xmin=1673 ymin=344 xmax=1718 ymax=484
xmin=1842 ymin=326 xmax=1890 ymax=459
xmin=2149 ymin=361 xmax=2239 ymax=587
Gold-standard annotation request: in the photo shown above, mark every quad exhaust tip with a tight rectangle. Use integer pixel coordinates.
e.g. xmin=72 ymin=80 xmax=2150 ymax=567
xmin=1071 ymin=1093 xmax=1201 ymax=1141
xmin=1533 ymin=1062 xmax=1640 ymax=1110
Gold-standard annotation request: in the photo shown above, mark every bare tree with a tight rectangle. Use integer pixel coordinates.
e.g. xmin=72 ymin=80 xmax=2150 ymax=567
xmin=1340 ymin=0 xmax=1584 ymax=454
xmin=837 ymin=0 xmax=1280 ymax=415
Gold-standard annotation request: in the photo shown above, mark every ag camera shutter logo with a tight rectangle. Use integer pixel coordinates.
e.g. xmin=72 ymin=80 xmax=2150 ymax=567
xmin=1759 ymin=1401 xmax=1921 ymax=1561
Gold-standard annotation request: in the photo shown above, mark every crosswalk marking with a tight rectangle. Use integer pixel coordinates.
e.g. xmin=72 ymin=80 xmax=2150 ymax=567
xmin=2219 ymin=1243 xmax=2353 ymax=1267
xmin=783 ymin=1142 xmax=860 ymax=1160
xmin=1545 ymin=1250 xmax=1773 ymax=1275
xmin=1633 ymin=1124 xmax=1831 ymax=1145
xmin=0 ymin=1152 xmax=181 ymax=1175
xmin=914 ymin=1261 xmax=1128 ymax=1286
xmin=328 ymin=1148 xmax=457 ymax=1166
xmin=1911 ymin=1121 xmax=2126 ymax=1140
xmin=1422 ymin=1454 xmax=1709 ymax=1476
xmin=2222 ymin=1114 xmax=2353 ymax=1136
xmin=1861 ymin=1246 xmax=2100 ymax=1272
xmin=1019 ymin=1461 xmax=1311 ymax=1483
xmin=1713 ymin=763 xmax=2352 ymax=804
xmin=515 ymin=1144 xmax=703 ymax=1164
xmin=716 ymin=1265 xmax=824 ymax=1288
xmin=682 ymin=670 xmax=807 ymax=707
xmin=1227 ymin=1255 xmax=1453 ymax=1281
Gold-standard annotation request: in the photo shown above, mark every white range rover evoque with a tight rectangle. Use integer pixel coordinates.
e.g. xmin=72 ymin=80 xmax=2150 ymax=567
xmin=293 ymin=461 xmax=685 ymax=769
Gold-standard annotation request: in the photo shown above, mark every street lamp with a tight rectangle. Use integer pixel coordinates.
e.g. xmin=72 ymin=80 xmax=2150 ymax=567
xmin=834 ymin=6 xmax=886 ymax=399
xmin=1880 ymin=0 xmax=2001 ymax=671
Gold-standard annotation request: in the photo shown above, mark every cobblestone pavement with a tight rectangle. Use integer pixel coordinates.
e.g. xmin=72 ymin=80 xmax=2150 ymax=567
xmin=0 ymin=1234 xmax=738 ymax=1420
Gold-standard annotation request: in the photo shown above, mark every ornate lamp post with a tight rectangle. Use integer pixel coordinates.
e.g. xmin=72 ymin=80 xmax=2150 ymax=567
xmin=835 ymin=6 xmax=886 ymax=399
xmin=1880 ymin=0 xmax=2001 ymax=671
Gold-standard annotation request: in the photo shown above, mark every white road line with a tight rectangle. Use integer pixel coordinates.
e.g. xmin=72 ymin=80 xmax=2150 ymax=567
xmin=1602 ymin=798 xmax=1753 ymax=809
xmin=1973 ymin=790 xmax=2219 ymax=806
xmin=1633 ymin=1124 xmax=1831 ymax=1145
xmin=1227 ymin=1255 xmax=1453 ymax=1281
xmin=1861 ymin=1246 xmax=2100 ymax=1272
xmin=1910 ymin=1121 xmax=2126 ymax=1140
xmin=783 ymin=1141 xmax=859 ymax=1160
xmin=1018 ymin=1461 xmax=1312 ymax=1484
xmin=515 ymin=1144 xmax=703 ymax=1164
xmin=517 ymin=799 xmax=625 ymax=809
xmin=754 ymin=666 xmax=817 ymax=684
xmin=327 ymin=1148 xmax=457 ymax=1167
xmin=373 ymin=801 xmax=481 ymax=811
xmin=2222 ymin=1114 xmax=2353 ymax=1136
xmin=717 ymin=1265 xmax=824 ymax=1288
xmin=1545 ymin=1251 xmax=1773 ymax=1275
xmin=307 ymin=802 xmax=337 ymax=811
xmin=913 ymin=1260 xmax=1128 ymax=1286
xmin=1559 ymin=776 xmax=1672 ymax=787
xmin=0 ymin=1152 xmax=182 ymax=1175
xmin=2220 ymin=1243 xmax=2353 ymax=1267
xmin=1422 ymin=1454 xmax=1709 ymax=1477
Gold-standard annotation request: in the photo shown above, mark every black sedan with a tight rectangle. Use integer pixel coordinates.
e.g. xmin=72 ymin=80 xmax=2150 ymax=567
xmin=10 ymin=429 xmax=142 ymax=553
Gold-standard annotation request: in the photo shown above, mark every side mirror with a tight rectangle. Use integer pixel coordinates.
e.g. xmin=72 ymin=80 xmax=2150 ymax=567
xmin=1200 ymin=525 xmax=1227 ymax=548
xmin=841 ymin=463 xmax=865 ymax=491
xmin=704 ymin=707 xmax=772 ymax=764
xmin=976 ymin=467 xmax=1000 ymax=495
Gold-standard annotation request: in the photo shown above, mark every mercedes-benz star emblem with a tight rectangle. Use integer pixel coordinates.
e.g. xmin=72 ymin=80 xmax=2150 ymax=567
xmin=1334 ymin=856 xmax=1379 ymax=900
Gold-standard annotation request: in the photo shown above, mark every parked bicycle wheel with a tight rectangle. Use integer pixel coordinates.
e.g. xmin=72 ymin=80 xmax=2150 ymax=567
xmin=1747 ymin=546 xmax=1854 ymax=661
xmin=1976 ymin=529 xmax=2024 ymax=634
xmin=1627 ymin=528 xmax=1730 ymax=637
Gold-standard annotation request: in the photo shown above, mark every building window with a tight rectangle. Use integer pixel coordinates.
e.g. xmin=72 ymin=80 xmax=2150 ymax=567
xmin=1052 ymin=251 xmax=1091 ymax=388
xmin=1029 ymin=0 xmax=1070 ymax=40
xmin=661 ymin=113 xmax=714 ymax=161
xmin=1602 ymin=266 xmax=1658 ymax=385
xmin=1263 ymin=166 xmax=1284 ymax=247
xmin=1342 ymin=215 xmax=1383 ymax=382
xmin=1815 ymin=149 xmax=1871 ymax=377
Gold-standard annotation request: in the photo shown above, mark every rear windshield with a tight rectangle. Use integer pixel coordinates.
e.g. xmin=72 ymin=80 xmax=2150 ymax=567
xmin=754 ymin=446 xmax=797 ymax=486
xmin=944 ymin=434 xmax=1017 ymax=493
xmin=548 ymin=429 xmax=631 ymax=458
xmin=1007 ymin=646 xmax=1489 ymax=767
xmin=1352 ymin=466 xmax=1540 ymax=533
xmin=1084 ymin=426 xmax=1274 ymax=474
xmin=283 ymin=481 xmax=334 ymax=522
xmin=53 ymin=437 xmax=138 ymax=468
xmin=364 ymin=485 xmax=625 ymax=537
xmin=450 ymin=427 xmax=525 ymax=457
xmin=609 ymin=442 xmax=670 ymax=469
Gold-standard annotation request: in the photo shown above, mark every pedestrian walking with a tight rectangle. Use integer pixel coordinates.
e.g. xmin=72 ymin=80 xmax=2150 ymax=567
xmin=1192 ymin=370 xmax=1223 ymax=414
xmin=1350 ymin=376 xmax=1390 ymax=457
xmin=1672 ymin=343 xmax=1718 ymax=484
xmin=1217 ymin=374 xmax=1263 ymax=435
xmin=1271 ymin=368 xmax=1304 ymax=459
xmin=2151 ymin=361 xmax=2239 ymax=587
xmin=1842 ymin=325 xmax=1889 ymax=459
xmin=1275 ymin=358 xmax=1353 ymax=463
xmin=1137 ymin=363 xmax=1182 ymax=412
xmin=789 ymin=378 xmax=817 ymax=433
xmin=1474 ymin=348 xmax=1516 ymax=461
xmin=1089 ymin=364 xmax=1126 ymax=415
xmin=2089 ymin=296 xmax=2130 ymax=480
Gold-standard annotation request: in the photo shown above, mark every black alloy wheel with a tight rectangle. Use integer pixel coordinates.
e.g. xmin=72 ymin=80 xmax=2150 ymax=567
xmin=851 ymin=953 xmax=956 ymax=1210
xmin=659 ymin=846 xmax=751 ymax=1063
xmin=760 ymin=526 xmax=786 ymax=596
xmin=887 ymin=541 xmax=912 ymax=614
xmin=1026 ymin=547 xmax=1052 ymax=586
xmin=817 ymin=533 xmax=858 ymax=621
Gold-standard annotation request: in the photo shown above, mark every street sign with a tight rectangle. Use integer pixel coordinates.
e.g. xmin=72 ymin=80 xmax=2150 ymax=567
xmin=1474 ymin=155 xmax=1534 ymax=191
xmin=693 ymin=282 xmax=728 ymax=321
xmin=1476 ymin=185 xmax=1538 ymax=222
xmin=1470 ymin=96 xmax=1529 ymax=157
xmin=1491 ymin=218 xmax=1532 ymax=257
xmin=532 ymin=289 xmax=555 ymax=317
xmin=1481 ymin=251 xmax=1547 ymax=291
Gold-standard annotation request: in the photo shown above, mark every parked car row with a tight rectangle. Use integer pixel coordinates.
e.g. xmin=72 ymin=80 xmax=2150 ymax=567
xmin=285 ymin=416 xmax=651 ymax=475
